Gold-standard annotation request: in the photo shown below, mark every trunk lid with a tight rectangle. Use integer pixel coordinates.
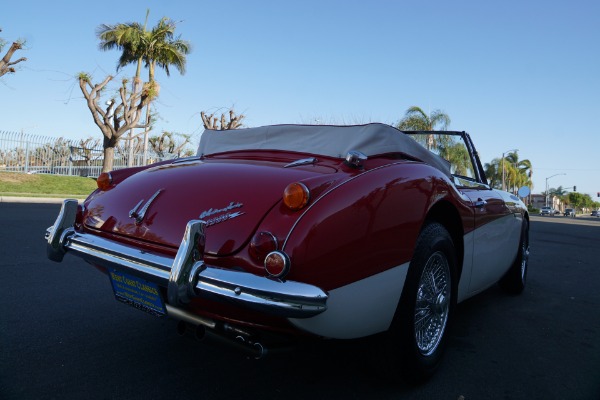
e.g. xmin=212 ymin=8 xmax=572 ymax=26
xmin=83 ymin=157 xmax=336 ymax=255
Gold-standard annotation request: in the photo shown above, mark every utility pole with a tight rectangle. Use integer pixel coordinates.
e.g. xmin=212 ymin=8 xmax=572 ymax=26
xmin=545 ymin=173 xmax=566 ymax=207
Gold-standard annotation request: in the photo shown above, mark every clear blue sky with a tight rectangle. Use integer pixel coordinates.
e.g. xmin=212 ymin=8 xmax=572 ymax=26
xmin=2 ymin=0 xmax=599 ymax=198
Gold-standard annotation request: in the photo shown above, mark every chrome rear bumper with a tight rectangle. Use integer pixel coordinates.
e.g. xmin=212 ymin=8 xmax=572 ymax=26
xmin=46 ymin=200 xmax=328 ymax=318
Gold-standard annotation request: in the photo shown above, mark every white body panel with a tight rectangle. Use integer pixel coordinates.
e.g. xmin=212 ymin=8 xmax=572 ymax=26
xmin=458 ymin=214 xmax=522 ymax=301
xmin=288 ymin=263 xmax=409 ymax=339
xmin=457 ymin=231 xmax=475 ymax=303
xmin=290 ymin=202 xmax=525 ymax=338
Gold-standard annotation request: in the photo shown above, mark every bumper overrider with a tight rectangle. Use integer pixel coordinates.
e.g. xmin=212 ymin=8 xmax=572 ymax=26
xmin=46 ymin=200 xmax=328 ymax=320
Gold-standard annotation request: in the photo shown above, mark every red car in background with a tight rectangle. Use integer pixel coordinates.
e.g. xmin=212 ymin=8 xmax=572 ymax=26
xmin=46 ymin=123 xmax=530 ymax=381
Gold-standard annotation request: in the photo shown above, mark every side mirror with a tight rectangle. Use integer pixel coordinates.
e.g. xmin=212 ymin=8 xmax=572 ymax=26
xmin=517 ymin=186 xmax=530 ymax=198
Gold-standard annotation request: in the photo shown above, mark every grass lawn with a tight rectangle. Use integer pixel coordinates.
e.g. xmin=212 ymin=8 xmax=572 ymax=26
xmin=0 ymin=171 xmax=97 ymax=198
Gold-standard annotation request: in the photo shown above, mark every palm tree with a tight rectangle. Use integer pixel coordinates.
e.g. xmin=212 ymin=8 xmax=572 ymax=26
xmin=96 ymin=11 xmax=191 ymax=165
xmin=396 ymin=106 xmax=451 ymax=150
xmin=550 ymin=186 xmax=568 ymax=197
xmin=97 ymin=17 xmax=146 ymax=88
xmin=440 ymin=141 xmax=472 ymax=177
xmin=504 ymin=151 xmax=532 ymax=193
xmin=485 ymin=151 xmax=532 ymax=193
xmin=397 ymin=106 xmax=451 ymax=131
xmin=96 ymin=10 xmax=191 ymax=85
xmin=142 ymin=18 xmax=190 ymax=83
xmin=484 ymin=159 xmax=500 ymax=187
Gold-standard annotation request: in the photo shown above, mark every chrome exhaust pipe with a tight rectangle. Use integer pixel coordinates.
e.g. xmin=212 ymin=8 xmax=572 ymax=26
xmin=176 ymin=320 xmax=208 ymax=342
xmin=175 ymin=320 xmax=266 ymax=359
xmin=194 ymin=325 xmax=207 ymax=341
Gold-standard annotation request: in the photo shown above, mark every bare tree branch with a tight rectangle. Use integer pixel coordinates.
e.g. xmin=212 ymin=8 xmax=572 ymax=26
xmin=201 ymin=109 xmax=245 ymax=130
xmin=0 ymin=41 xmax=27 ymax=77
xmin=78 ymin=74 xmax=153 ymax=171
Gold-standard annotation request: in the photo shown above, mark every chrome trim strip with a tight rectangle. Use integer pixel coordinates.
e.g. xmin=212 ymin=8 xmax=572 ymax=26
xmin=128 ymin=199 xmax=144 ymax=221
xmin=46 ymin=199 xmax=79 ymax=262
xmin=165 ymin=304 xmax=216 ymax=329
xmin=66 ymin=232 xmax=172 ymax=282
xmin=284 ymin=157 xmax=318 ymax=168
xmin=196 ymin=266 xmax=327 ymax=316
xmin=168 ymin=220 xmax=207 ymax=306
xmin=172 ymin=156 xmax=203 ymax=164
xmin=129 ymin=189 xmax=162 ymax=224
xmin=46 ymin=201 xmax=328 ymax=318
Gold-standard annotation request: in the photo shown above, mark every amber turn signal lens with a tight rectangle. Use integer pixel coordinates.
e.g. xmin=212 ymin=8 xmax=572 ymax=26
xmin=97 ymin=172 xmax=113 ymax=191
xmin=283 ymin=182 xmax=310 ymax=211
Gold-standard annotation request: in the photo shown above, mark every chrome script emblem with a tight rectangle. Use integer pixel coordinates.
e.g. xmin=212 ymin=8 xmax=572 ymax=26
xmin=129 ymin=189 xmax=163 ymax=224
xmin=199 ymin=201 xmax=244 ymax=227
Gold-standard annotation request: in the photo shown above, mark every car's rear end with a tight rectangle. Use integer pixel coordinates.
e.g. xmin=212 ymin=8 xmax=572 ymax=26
xmin=47 ymin=149 xmax=362 ymax=350
xmin=46 ymin=123 xmax=458 ymax=354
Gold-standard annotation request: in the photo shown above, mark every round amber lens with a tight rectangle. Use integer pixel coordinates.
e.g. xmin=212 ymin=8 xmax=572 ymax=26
xmin=97 ymin=172 xmax=113 ymax=190
xmin=283 ymin=182 xmax=310 ymax=211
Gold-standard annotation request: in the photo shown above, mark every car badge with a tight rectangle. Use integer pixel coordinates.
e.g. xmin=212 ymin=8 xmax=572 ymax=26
xmin=199 ymin=201 xmax=244 ymax=227
xmin=129 ymin=189 xmax=163 ymax=224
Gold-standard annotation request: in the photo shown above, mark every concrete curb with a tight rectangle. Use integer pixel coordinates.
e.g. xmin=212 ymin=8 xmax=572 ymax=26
xmin=0 ymin=196 xmax=84 ymax=204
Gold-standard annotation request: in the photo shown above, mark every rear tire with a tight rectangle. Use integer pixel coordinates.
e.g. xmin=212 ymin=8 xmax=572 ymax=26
xmin=385 ymin=222 xmax=457 ymax=382
xmin=500 ymin=218 xmax=529 ymax=294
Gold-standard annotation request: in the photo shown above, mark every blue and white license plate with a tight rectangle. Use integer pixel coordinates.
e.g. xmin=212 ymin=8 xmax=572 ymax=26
xmin=108 ymin=269 xmax=166 ymax=317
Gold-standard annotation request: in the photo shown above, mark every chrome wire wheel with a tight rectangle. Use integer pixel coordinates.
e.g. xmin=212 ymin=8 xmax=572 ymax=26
xmin=520 ymin=233 xmax=530 ymax=281
xmin=388 ymin=222 xmax=455 ymax=381
xmin=414 ymin=250 xmax=451 ymax=356
xmin=500 ymin=219 xmax=529 ymax=294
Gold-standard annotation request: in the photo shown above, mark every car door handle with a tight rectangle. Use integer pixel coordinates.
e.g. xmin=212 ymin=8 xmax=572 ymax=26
xmin=474 ymin=198 xmax=487 ymax=208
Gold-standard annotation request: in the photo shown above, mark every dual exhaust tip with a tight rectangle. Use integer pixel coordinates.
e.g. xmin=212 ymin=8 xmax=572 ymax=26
xmin=176 ymin=320 xmax=266 ymax=359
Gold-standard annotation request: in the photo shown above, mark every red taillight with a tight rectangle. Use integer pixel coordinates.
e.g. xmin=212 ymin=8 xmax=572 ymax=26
xmin=97 ymin=172 xmax=113 ymax=191
xmin=249 ymin=232 xmax=278 ymax=262
xmin=283 ymin=182 xmax=310 ymax=211
xmin=264 ymin=251 xmax=290 ymax=278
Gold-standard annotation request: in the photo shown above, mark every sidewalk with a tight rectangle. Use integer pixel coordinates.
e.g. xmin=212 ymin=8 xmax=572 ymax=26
xmin=0 ymin=196 xmax=84 ymax=204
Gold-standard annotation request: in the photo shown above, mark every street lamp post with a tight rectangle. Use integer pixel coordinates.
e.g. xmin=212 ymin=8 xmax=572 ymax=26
xmin=545 ymin=173 xmax=566 ymax=207
xmin=501 ymin=149 xmax=518 ymax=192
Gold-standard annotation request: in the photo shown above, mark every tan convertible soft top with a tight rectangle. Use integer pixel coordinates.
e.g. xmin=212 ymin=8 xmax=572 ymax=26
xmin=197 ymin=123 xmax=451 ymax=178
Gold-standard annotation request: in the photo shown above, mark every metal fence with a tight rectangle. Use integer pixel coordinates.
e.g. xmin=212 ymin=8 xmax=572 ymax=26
xmin=0 ymin=130 xmax=178 ymax=177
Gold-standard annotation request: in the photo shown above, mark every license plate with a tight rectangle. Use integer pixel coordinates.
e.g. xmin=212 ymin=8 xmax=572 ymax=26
xmin=108 ymin=269 xmax=166 ymax=317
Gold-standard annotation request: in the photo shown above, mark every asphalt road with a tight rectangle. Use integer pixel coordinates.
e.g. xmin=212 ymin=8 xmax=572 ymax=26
xmin=1 ymin=203 xmax=599 ymax=400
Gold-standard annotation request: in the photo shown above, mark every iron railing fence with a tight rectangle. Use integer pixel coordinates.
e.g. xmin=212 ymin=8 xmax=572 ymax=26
xmin=0 ymin=131 xmax=178 ymax=177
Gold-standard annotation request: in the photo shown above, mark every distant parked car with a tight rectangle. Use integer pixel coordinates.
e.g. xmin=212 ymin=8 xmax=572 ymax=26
xmin=541 ymin=206 xmax=558 ymax=216
xmin=564 ymin=208 xmax=576 ymax=217
xmin=592 ymin=210 xmax=600 ymax=217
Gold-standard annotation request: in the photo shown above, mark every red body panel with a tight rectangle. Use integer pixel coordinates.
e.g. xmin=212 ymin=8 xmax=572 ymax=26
xmin=281 ymin=162 xmax=471 ymax=290
xmin=83 ymin=155 xmax=338 ymax=256
xmin=76 ymin=146 xmax=519 ymax=335
xmin=82 ymin=152 xmax=475 ymax=290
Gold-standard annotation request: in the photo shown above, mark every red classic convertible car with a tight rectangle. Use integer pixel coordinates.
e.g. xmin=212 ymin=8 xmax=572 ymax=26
xmin=46 ymin=123 xmax=530 ymax=380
